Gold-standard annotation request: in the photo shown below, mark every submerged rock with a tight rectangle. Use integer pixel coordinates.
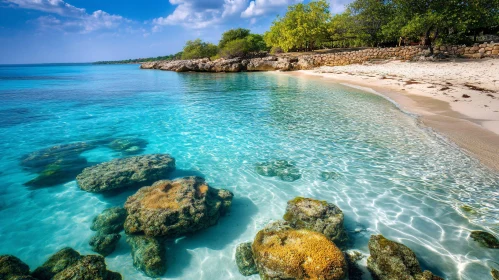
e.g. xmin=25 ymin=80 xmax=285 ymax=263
xmin=367 ymin=235 xmax=443 ymax=280
xmin=20 ymin=142 xmax=95 ymax=171
xmin=320 ymin=171 xmax=341 ymax=181
xmin=126 ymin=235 xmax=166 ymax=278
xmin=283 ymin=197 xmax=347 ymax=247
xmin=89 ymin=233 xmax=121 ymax=257
xmin=0 ymin=255 xmax=30 ymax=280
xmin=108 ymin=138 xmax=148 ymax=155
xmin=470 ymin=231 xmax=499 ymax=249
xmin=124 ymin=176 xmax=233 ymax=237
xmin=492 ymin=269 xmax=499 ymax=280
xmin=345 ymin=251 xmax=364 ymax=280
xmin=24 ymin=160 xmax=88 ymax=187
xmin=91 ymin=207 xmax=127 ymax=234
xmin=31 ymin=247 xmax=81 ymax=280
xmin=76 ymin=154 xmax=176 ymax=193
xmin=252 ymin=221 xmax=347 ymax=280
xmin=52 ymin=255 xmax=121 ymax=280
xmin=235 ymin=242 xmax=258 ymax=276
xmin=255 ymin=160 xmax=301 ymax=182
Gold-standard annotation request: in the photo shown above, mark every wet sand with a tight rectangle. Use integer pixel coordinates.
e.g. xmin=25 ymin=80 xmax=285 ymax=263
xmin=281 ymin=59 xmax=499 ymax=172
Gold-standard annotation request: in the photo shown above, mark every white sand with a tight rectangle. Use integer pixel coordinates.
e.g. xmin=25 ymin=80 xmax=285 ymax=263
xmin=291 ymin=59 xmax=499 ymax=171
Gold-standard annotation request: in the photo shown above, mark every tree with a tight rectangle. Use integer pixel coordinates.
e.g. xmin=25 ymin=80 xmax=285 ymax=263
xmin=348 ymin=0 xmax=395 ymax=46
xmin=181 ymin=39 xmax=218 ymax=60
xmin=219 ymin=28 xmax=251 ymax=49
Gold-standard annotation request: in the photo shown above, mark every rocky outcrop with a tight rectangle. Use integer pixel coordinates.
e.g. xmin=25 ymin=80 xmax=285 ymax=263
xmin=89 ymin=233 xmax=121 ymax=257
xmin=91 ymin=207 xmax=127 ymax=234
xmin=0 ymin=255 xmax=30 ymax=280
xmin=367 ymin=235 xmax=442 ymax=280
xmin=51 ymin=255 xmax=121 ymax=280
xmin=108 ymin=138 xmax=148 ymax=155
xmin=470 ymin=231 xmax=499 ymax=249
xmin=124 ymin=177 xmax=233 ymax=237
xmin=126 ymin=235 xmax=166 ymax=278
xmin=254 ymin=160 xmax=301 ymax=182
xmin=235 ymin=242 xmax=258 ymax=276
xmin=76 ymin=154 xmax=176 ymax=193
xmin=32 ymin=248 xmax=81 ymax=280
xmin=283 ymin=197 xmax=348 ymax=247
xmin=252 ymin=221 xmax=347 ymax=280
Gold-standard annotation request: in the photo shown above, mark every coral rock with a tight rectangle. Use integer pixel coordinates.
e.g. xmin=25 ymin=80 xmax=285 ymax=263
xmin=124 ymin=177 xmax=233 ymax=237
xmin=0 ymin=255 xmax=30 ymax=280
xmin=91 ymin=207 xmax=127 ymax=234
xmin=52 ymin=255 xmax=121 ymax=280
xmin=31 ymin=247 xmax=82 ymax=280
xmin=235 ymin=242 xmax=258 ymax=276
xmin=252 ymin=221 xmax=347 ymax=280
xmin=76 ymin=154 xmax=175 ymax=193
xmin=126 ymin=235 xmax=166 ymax=278
xmin=89 ymin=233 xmax=121 ymax=257
xmin=284 ymin=197 xmax=347 ymax=247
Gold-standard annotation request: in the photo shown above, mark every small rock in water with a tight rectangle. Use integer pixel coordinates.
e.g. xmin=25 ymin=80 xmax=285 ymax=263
xmin=0 ymin=255 xmax=30 ymax=280
xmin=76 ymin=154 xmax=176 ymax=193
xmin=124 ymin=176 xmax=233 ymax=237
xmin=367 ymin=235 xmax=443 ymax=280
xmin=24 ymin=160 xmax=88 ymax=188
xmin=91 ymin=207 xmax=127 ymax=234
xmin=252 ymin=221 xmax=347 ymax=280
xmin=108 ymin=138 xmax=148 ymax=155
xmin=52 ymin=255 xmax=121 ymax=280
xmin=126 ymin=235 xmax=166 ymax=278
xmin=492 ymin=269 xmax=499 ymax=280
xmin=19 ymin=142 xmax=95 ymax=171
xmin=31 ymin=247 xmax=81 ymax=280
xmin=89 ymin=233 xmax=121 ymax=257
xmin=470 ymin=231 xmax=499 ymax=249
xmin=235 ymin=242 xmax=258 ymax=276
xmin=254 ymin=159 xmax=301 ymax=182
xmin=320 ymin=171 xmax=341 ymax=181
xmin=283 ymin=197 xmax=348 ymax=247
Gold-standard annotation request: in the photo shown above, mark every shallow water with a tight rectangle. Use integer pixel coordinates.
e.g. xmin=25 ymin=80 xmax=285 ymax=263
xmin=0 ymin=64 xmax=497 ymax=280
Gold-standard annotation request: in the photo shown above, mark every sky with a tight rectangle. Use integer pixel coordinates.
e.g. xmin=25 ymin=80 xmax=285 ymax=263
xmin=0 ymin=0 xmax=353 ymax=64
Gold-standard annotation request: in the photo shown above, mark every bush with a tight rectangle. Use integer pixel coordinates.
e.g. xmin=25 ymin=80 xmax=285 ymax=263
xmin=181 ymin=39 xmax=219 ymax=60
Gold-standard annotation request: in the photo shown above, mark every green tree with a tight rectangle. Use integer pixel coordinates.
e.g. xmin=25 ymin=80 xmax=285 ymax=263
xmin=219 ymin=28 xmax=251 ymax=49
xmin=181 ymin=39 xmax=219 ymax=59
xmin=348 ymin=0 xmax=395 ymax=46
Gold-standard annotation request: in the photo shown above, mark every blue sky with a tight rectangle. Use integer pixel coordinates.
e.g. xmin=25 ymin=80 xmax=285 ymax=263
xmin=0 ymin=0 xmax=353 ymax=64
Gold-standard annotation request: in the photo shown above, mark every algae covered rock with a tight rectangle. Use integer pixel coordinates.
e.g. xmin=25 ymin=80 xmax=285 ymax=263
xmin=0 ymin=255 xmax=30 ymax=280
xmin=126 ymin=235 xmax=166 ymax=278
xmin=283 ymin=197 xmax=347 ymax=247
xmin=20 ymin=142 xmax=95 ymax=170
xmin=367 ymin=235 xmax=442 ymax=280
xmin=124 ymin=176 xmax=233 ymax=237
xmin=24 ymin=160 xmax=88 ymax=188
xmin=31 ymin=247 xmax=82 ymax=280
xmin=76 ymin=154 xmax=176 ymax=193
xmin=470 ymin=231 xmax=499 ymax=249
xmin=235 ymin=242 xmax=258 ymax=276
xmin=108 ymin=138 xmax=148 ymax=155
xmin=255 ymin=160 xmax=301 ymax=182
xmin=91 ymin=207 xmax=127 ymax=234
xmin=52 ymin=255 xmax=121 ymax=280
xmin=492 ymin=269 xmax=499 ymax=280
xmin=252 ymin=221 xmax=347 ymax=280
xmin=89 ymin=233 xmax=121 ymax=257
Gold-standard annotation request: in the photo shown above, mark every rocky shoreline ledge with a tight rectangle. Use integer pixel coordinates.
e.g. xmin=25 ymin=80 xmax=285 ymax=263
xmin=140 ymin=43 xmax=499 ymax=73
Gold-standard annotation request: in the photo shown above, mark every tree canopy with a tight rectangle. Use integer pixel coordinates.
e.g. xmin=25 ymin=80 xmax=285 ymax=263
xmin=181 ymin=39 xmax=219 ymax=60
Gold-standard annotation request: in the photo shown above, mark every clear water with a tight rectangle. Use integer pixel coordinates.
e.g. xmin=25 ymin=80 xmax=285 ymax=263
xmin=0 ymin=64 xmax=497 ymax=280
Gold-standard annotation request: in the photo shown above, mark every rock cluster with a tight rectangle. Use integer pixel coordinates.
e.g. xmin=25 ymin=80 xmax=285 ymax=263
xmin=252 ymin=221 xmax=347 ymax=280
xmin=1 ymin=248 xmax=121 ymax=280
xmin=255 ymin=160 xmax=301 ymax=182
xmin=76 ymin=154 xmax=176 ymax=193
xmin=124 ymin=176 xmax=233 ymax=237
xmin=283 ymin=197 xmax=348 ymax=247
xmin=367 ymin=235 xmax=443 ymax=280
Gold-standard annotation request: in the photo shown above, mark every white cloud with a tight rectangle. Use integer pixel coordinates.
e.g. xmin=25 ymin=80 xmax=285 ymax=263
xmin=241 ymin=0 xmax=301 ymax=18
xmin=152 ymin=0 xmax=297 ymax=30
xmin=5 ymin=0 xmax=127 ymax=33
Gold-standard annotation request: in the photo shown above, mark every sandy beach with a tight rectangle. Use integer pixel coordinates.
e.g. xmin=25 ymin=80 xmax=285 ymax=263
xmin=292 ymin=59 xmax=499 ymax=172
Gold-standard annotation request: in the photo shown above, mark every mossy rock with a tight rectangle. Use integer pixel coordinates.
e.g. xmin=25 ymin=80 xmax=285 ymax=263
xmin=284 ymin=197 xmax=347 ymax=247
xmin=124 ymin=177 xmax=233 ymax=237
xmin=31 ymin=247 xmax=81 ymax=280
xmin=52 ymin=255 xmax=121 ymax=280
xmin=91 ymin=207 xmax=127 ymax=234
xmin=470 ymin=231 xmax=499 ymax=249
xmin=492 ymin=269 xmax=499 ymax=280
xmin=108 ymin=138 xmax=148 ymax=155
xmin=235 ymin=242 xmax=258 ymax=276
xmin=24 ymin=160 xmax=88 ymax=188
xmin=0 ymin=255 xmax=30 ymax=280
xmin=20 ymin=142 xmax=95 ymax=171
xmin=252 ymin=221 xmax=347 ymax=280
xmin=89 ymin=233 xmax=121 ymax=257
xmin=126 ymin=235 xmax=166 ymax=278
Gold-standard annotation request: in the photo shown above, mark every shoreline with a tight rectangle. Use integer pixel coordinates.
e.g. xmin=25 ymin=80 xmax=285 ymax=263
xmin=280 ymin=61 xmax=499 ymax=172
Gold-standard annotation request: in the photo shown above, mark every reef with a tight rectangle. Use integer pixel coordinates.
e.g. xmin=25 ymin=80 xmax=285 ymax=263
xmin=255 ymin=160 xmax=301 ymax=182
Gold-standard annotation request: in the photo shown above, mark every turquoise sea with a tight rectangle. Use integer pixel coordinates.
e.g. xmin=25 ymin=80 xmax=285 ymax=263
xmin=0 ymin=64 xmax=497 ymax=279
